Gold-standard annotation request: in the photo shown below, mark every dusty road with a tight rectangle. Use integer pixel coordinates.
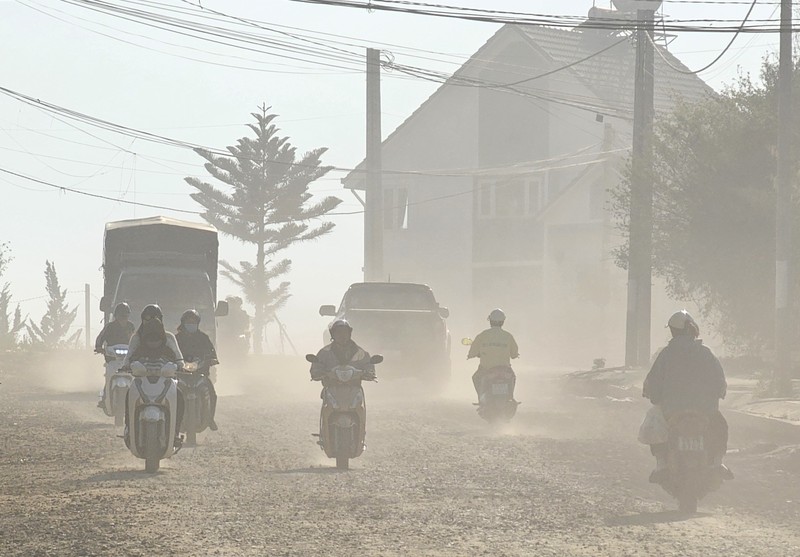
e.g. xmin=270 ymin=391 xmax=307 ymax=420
xmin=1 ymin=353 xmax=799 ymax=556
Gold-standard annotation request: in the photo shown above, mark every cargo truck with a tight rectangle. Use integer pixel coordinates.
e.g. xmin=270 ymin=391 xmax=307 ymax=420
xmin=100 ymin=216 xmax=227 ymax=338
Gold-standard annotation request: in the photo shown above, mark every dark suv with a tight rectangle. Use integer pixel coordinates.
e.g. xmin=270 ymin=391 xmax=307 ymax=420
xmin=320 ymin=282 xmax=451 ymax=381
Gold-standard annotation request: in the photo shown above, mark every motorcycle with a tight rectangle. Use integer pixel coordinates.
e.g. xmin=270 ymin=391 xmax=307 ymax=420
xmin=462 ymin=338 xmax=520 ymax=425
xmin=305 ymin=353 xmax=383 ymax=470
xmin=655 ymin=411 xmax=724 ymax=513
xmin=177 ymin=357 xmax=218 ymax=446
xmin=97 ymin=344 xmax=131 ymax=426
xmin=476 ymin=366 xmax=519 ymax=424
xmin=125 ymin=358 xmax=181 ymax=473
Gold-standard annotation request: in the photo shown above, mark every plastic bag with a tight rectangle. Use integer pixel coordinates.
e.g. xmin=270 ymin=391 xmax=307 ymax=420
xmin=637 ymin=405 xmax=669 ymax=445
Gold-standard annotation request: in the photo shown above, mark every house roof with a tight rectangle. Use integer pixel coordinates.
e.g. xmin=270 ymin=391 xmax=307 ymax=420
xmin=343 ymin=22 xmax=713 ymax=187
xmin=514 ymin=25 xmax=714 ymax=117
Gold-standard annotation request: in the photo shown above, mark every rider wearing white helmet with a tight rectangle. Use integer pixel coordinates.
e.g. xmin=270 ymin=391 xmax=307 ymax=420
xmin=467 ymin=309 xmax=519 ymax=401
xmin=643 ymin=310 xmax=731 ymax=482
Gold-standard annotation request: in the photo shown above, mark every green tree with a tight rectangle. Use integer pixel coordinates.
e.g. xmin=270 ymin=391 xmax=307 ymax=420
xmin=612 ymin=58 xmax=800 ymax=355
xmin=26 ymin=261 xmax=80 ymax=349
xmin=185 ymin=105 xmax=341 ymax=353
xmin=0 ymin=243 xmax=24 ymax=349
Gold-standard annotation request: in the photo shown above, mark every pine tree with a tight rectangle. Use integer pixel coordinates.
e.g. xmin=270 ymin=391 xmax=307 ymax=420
xmin=185 ymin=105 xmax=341 ymax=353
xmin=0 ymin=243 xmax=23 ymax=350
xmin=26 ymin=261 xmax=80 ymax=349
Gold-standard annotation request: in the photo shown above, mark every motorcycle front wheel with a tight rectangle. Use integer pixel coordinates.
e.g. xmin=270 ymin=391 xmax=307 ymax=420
xmin=144 ymin=422 xmax=161 ymax=473
xmin=336 ymin=456 xmax=349 ymax=470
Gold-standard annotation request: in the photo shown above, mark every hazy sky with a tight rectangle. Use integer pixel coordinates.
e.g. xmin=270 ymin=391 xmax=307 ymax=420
xmin=0 ymin=0 xmax=782 ymax=350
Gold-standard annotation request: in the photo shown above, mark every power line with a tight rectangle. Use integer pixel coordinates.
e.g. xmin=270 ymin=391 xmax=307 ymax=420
xmin=0 ymin=166 xmax=203 ymax=214
xmin=288 ymin=0 xmax=792 ymax=33
xmin=653 ymin=0 xmax=759 ymax=74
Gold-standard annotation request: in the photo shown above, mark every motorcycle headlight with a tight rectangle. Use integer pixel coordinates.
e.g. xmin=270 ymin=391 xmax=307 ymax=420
xmin=140 ymin=406 xmax=164 ymax=422
xmin=335 ymin=367 xmax=354 ymax=382
xmin=115 ymin=348 xmax=128 ymax=356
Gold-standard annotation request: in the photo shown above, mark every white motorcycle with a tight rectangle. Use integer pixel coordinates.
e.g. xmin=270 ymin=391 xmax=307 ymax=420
xmin=125 ymin=358 xmax=181 ymax=473
xmin=97 ymin=344 xmax=131 ymax=426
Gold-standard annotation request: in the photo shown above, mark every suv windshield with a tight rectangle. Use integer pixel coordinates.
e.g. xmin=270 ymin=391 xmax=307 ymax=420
xmin=345 ymin=286 xmax=435 ymax=311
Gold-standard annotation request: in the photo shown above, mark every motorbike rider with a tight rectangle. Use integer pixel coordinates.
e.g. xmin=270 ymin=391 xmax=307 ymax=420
xmin=95 ymin=302 xmax=135 ymax=357
xmin=643 ymin=310 xmax=732 ymax=483
xmin=125 ymin=316 xmax=184 ymax=445
xmin=467 ymin=309 xmax=519 ymax=403
xmin=219 ymin=295 xmax=250 ymax=358
xmin=175 ymin=309 xmax=219 ymax=431
xmin=94 ymin=302 xmax=135 ymax=408
xmin=309 ymin=319 xmax=376 ymax=383
xmin=122 ymin=304 xmax=183 ymax=369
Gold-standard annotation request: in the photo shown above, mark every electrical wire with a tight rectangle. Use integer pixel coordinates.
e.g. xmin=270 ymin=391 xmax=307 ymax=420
xmin=651 ymin=0 xmax=759 ymax=74
xmin=287 ymin=0 xmax=793 ymax=33
xmin=0 ymin=166 xmax=203 ymax=214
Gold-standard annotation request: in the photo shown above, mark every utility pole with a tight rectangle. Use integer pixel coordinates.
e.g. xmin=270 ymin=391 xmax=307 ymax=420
xmin=774 ymin=0 xmax=794 ymax=393
xmin=84 ymin=283 xmax=91 ymax=350
xmin=625 ymin=1 xmax=660 ymax=367
xmin=364 ymin=47 xmax=384 ymax=282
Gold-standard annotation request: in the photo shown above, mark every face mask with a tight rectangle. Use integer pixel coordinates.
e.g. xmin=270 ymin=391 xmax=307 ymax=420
xmin=184 ymin=324 xmax=199 ymax=333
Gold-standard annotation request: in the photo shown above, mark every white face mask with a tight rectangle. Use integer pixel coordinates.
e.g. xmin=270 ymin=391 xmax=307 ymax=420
xmin=184 ymin=324 xmax=199 ymax=333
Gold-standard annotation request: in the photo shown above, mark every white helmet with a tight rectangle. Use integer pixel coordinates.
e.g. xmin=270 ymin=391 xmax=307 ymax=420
xmin=667 ymin=310 xmax=698 ymax=334
xmin=488 ymin=308 xmax=506 ymax=323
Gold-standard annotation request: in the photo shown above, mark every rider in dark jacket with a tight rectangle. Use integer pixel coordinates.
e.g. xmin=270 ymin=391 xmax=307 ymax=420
xmin=643 ymin=310 xmax=731 ymax=482
xmin=127 ymin=317 xmax=184 ymax=446
xmin=310 ymin=320 xmax=375 ymax=383
xmin=175 ymin=309 xmax=219 ymax=431
xmin=95 ymin=302 xmax=135 ymax=360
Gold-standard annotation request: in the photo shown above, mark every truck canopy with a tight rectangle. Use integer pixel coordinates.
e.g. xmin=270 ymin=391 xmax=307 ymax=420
xmin=103 ymin=216 xmax=219 ymax=307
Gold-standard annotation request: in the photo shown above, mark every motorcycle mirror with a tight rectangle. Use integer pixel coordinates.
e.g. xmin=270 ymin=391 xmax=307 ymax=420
xmin=461 ymin=338 xmax=473 ymax=346
xmin=370 ymin=354 xmax=384 ymax=365
xmin=305 ymin=354 xmax=318 ymax=363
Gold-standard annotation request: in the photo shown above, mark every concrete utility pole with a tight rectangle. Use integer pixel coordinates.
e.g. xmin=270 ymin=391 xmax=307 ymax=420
xmin=774 ymin=0 xmax=794 ymax=392
xmin=364 ymin=48 xmax=384 ymax=282
xmin=625 ymin=1 xmax=660 ymax=367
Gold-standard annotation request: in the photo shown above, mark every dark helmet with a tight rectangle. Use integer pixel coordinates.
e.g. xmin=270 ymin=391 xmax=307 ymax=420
xmin=141 ymin=304 xmax=163 ymax=322
xmin=141 ymin=318 xmax=166 ymax=343
xmin=180 ymin=309 xmax=201 ymax=324
xmin=113 ymin=302 xmax=131 ymax=318
xmin=329 ymin=319 xmax=352 ymax=334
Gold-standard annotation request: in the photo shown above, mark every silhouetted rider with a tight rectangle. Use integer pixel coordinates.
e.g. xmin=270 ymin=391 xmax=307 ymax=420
xmin=95 ymin=302 xmax=135 ymax=359
xmin=309 ymin=319 xmax=376 ymax=384
xmin=176 ymin=309 xmax=219 ymax=431
xmin=643 ymin=310 xmax=731 ymax=483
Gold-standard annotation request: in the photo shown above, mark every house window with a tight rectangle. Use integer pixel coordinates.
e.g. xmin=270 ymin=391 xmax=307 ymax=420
xmin=384 ymin=187 xmax=408 ymax=230
xmin=495 ymin=178 xmax=525 ymax=217
xmin=477 ymin=174 xmax=546 ymax=218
